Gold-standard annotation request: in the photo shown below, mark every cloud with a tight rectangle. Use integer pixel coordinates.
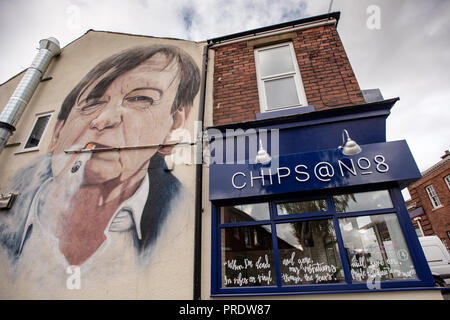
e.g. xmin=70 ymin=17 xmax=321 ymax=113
xmin=182 ymin=0 xmax=311 ymax=41
xmin=0 ymin=0 xmax=448 ymax=175
xmin=180 ymin=5 xmax=196 ymax=33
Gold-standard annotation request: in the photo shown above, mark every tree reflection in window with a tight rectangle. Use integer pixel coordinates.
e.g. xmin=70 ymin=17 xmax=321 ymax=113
xmin=221 ymin=225 xmax=276 ymax=287
xmin=276 ymin=220 xmax=345 ymax=285
xmin=221 ymin=203 xmax=269 ymax=223
xmin=277 ymin=199 xmax=327 ymax=215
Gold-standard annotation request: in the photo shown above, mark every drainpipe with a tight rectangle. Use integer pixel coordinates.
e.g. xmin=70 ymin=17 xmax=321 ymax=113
xmin=193 ymin=44 xmax=209 ymax=300
xmin=0 ymin=37 xmax=61 ymax=152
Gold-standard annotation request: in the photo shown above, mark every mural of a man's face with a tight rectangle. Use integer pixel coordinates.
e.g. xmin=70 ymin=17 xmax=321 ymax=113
xmin=49 ymin=53 xmax=185 ymax=185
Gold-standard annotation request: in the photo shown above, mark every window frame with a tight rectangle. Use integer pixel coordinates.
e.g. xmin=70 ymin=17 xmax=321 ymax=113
xmin=20 ymin=111 xmax=53 ymax=152
xmin=425 ymin=184 xmax=441 ymax=209
xmin=211 ymin=186 xmax=435 ymax=296
xmin=444 ymin=174 xmax=450 ymax=190
xmin=254 ymin=42 xmax=308 ymax=113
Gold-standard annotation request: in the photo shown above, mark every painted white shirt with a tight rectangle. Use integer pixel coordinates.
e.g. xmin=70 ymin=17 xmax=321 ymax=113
xmin=15 ymin=174 xmax=150 ymax=289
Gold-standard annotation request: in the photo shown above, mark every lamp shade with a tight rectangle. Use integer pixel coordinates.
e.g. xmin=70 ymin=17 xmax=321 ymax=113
xmin=340 ymin=129 xmax=362 ymax=156
xmin=255 ymin=140 xmax=271 ymax=164
xmin=342 ymin=139 xmax=362 ymax=155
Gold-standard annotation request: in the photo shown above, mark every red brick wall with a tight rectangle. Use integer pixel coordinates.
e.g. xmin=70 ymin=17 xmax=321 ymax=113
xmin=212 ymin=24 xmax=365 ymax=126
xmin=213 ymin=42 xmax=259 ymax=125
xmin=407 ymin=159 xmax=450 ymax=245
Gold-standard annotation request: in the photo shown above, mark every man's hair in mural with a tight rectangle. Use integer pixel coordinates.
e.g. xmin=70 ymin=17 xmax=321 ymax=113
xmin=57 ymin=45 xmax=201 ymax=122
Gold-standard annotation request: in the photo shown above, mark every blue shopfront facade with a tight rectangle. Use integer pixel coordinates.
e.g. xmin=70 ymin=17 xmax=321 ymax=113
xmin=208 ymin=99 xmax=436 ymax=296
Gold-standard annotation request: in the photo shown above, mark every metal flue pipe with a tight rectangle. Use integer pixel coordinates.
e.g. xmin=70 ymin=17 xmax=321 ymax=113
xmin=0 ymin=37 xmax=60 ymax=152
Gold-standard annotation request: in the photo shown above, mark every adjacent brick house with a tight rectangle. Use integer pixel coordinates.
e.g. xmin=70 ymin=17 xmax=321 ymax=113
xmin=407 ymin=150 xmax=450 ymax=249
xmin=206 ymin=12 xmax=438 ymax=298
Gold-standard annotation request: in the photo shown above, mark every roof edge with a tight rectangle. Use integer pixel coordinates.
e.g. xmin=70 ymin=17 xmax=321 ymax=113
xmin=0 ymin=29 xmax=204 ymax=87
xmin=83 ymin=29 xmax=204 ymax=44
xmin=207 ymin=11 xmax=340 ymax=44
xmin=421 ymin=157 xmax=450 ymax=177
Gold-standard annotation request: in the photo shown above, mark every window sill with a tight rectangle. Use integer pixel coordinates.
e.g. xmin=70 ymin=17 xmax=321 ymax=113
xmin=432 ymin=205 xmax=444 ymax=211
xmin=14 ymin=147 xmax=40 ymax=155
xmin=256 ymin=105 xmax=315 ymax=120
xmin=4 ymin=142 xmax=21 ymax=148
xmin=211 ymin=286 xmax=441 ymax=298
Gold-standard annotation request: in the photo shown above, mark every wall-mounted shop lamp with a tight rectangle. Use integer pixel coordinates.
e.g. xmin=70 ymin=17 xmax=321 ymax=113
xmin=255 ymin=139 xmax=271 ymax=164
xmin=338 ymin=129 xmax=362 ymax=156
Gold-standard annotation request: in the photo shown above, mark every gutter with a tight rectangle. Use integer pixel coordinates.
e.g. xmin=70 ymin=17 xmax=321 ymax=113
xmin=208 ymin=12 xmax=340 ymax=48
xmin=193 ymin=43 xmax=209 ymax=300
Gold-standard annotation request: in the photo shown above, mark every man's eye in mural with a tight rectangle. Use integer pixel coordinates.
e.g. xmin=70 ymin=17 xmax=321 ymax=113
xmin=123 ymin=95 xmax=154 ymax=109
xmin=79 ymin=99 xmax=109 ymax=115
xmin=122 ymin=88 xmax=162 ymax=110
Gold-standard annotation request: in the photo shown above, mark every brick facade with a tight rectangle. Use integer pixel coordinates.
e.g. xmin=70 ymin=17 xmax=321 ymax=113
xmin=212 ymin=24 xmax=365 ymax=126
xmin=407 ymin=151 xmax=450 ymax=248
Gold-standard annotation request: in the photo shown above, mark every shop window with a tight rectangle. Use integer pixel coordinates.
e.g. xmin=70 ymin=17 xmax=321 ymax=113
xmin=212 ymin=188 xmax=432 ymax=295
xmin=221 ymin=225 xmax=276 ymax=287
xmin=333 ymin=190 xmax=393 ymax=213
xmin=277 ymin=199 xmax=327 ymax=215
xmin=276 ymin=219 xmax=345 ymax=285
xmin=425 ymin=185 xmax=441 ymax=209
xmin=254 ymin=42 xmax=307 ymax=113
xmin=23 ymin=113 xmax=52 ymax=150
xmin=339 ymin=213 xmax=416 ymax=282
xmin=221 ymin=203 xmax=270 ymax=223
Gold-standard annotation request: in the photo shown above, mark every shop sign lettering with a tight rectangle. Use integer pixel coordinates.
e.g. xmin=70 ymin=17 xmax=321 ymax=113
xmin=210 ymin=141 xmax=421 ymax=201
xmin=231 ymin=155 xmax=389 ymax=190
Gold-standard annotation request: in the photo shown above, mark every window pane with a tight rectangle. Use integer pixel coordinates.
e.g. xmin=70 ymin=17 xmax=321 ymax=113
xmin=221 ymin=225 xmax=276 ymax=287
xmin=276 ymin=220 xmax=345 ymax=285
xmin=334 ymin=190 xmax=393 ymax=213
xmin=24 ymin=115 xmax=51 ymax=149
xmin=277 ymin=199 xmax=327 ymax=215
xmin=259 ymin=45 xmax=294 ymax=77
xmin=264 ymin=76 xmax=300 ymax=110
xmin=425 ymin=185 xmax=441 ymax=208
xmin=339 ymin=213 xmax=417 ymax=282
xmin=221 ymin=203 xmax=270 ymax=224
xmin=445 ymin=175 xmax=450 ymax=190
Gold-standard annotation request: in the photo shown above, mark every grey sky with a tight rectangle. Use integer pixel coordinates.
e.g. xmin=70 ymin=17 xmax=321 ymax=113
xmin=0 ymin=0 xmax=449 ymax=198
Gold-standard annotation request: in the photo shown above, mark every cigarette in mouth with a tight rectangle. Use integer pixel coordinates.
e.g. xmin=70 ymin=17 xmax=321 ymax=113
xmin=71 ymin=143 xmax=96 ymax=173
xmin=85 ymin=143 xmax=95 ymax=150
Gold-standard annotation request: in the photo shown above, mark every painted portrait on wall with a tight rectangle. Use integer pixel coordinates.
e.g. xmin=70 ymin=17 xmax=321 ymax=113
xmin=0 ymin=44 xmax=200 ymax=293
